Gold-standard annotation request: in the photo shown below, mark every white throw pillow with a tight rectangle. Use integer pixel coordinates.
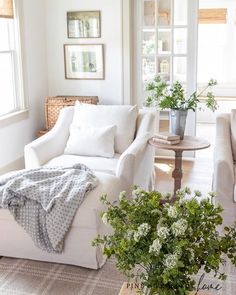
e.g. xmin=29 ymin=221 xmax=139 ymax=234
xmin=231 ymin=109 xmax=236 ymax=161
xmin=64 ymin=124 xmax=116 ymax=158
xmin=72 ymin=103 xmax=138 ymax=154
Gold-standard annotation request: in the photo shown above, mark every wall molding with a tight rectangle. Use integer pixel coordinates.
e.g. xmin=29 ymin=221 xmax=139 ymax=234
xmin=0 ymin=156 xmax=24 ymax=175
xmin=121 ymin=0 xmax=133 ymax=105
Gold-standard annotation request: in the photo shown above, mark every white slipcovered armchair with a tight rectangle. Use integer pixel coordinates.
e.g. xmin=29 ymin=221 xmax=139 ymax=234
xmin=213 ymin=111 xmax=236 ymax=222
xmin=0 ymin=105 xmax=156 ymax=269
xmin=25 ymin=105 xmax=156 ymax=191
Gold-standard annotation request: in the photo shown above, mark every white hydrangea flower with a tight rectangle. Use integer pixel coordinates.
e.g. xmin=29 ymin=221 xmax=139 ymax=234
xmin=171 ymin=219 xmax=188 ymax=237
xmin=157 ymin=226 xmax=169 ymax=240
xmin=134 ymin=231 xmax=141 ymax=242
xmin=167 ymin=206 xmax=178 ymax=218
xmin=127 ymin=230 xmax=134 ymax=239
xmin=164 ymin=254 xmax=178 ymax=269
xmin=133 ymin=223 xmax=151 ymax=242
xmin=178 ymin=197 xmax=187 ymax=206
xmin=176 ymin=190 xmax=185 ymax=199
xmin=132 ymin=188 xmax=143 ymax=197
xmin=102 ymin=212 xmax=109 ymax=225
xmin=149 ymin=238 xmax=162 ymax=255
xmin=138 ymin=223 xmax=150 ymax=236
xmin=119 ymin=191 xmax=126 ymax=201
xmin=189 ymin=248 xmax=195 ymax=261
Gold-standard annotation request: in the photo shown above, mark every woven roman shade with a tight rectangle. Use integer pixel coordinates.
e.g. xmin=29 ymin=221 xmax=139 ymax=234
xmin=0 ymin=0 xmax=14 ymax=19
xmin=199 ymin=9 xmax=227 ymax=24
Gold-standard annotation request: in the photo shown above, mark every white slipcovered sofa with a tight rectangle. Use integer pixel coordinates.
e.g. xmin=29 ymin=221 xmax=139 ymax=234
xmin=0 ymin=104 xmax=156 ymax=268
xmin=213 ymin=110 xmax=236 ymax=222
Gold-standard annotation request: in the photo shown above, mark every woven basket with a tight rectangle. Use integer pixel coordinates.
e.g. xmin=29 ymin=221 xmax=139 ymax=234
xmin=45 ymin=96 xmax=99 ymax=130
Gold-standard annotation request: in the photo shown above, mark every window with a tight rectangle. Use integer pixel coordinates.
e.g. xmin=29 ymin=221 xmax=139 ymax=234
xmin=0 ymin=0 xmax=25 ymax=117
xmin=198 ymin=0 xmax=236 ymax=95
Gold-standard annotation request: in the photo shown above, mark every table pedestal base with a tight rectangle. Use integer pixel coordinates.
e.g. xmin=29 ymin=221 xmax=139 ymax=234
xmin=172 ymin=150 xmax=183 ymax=199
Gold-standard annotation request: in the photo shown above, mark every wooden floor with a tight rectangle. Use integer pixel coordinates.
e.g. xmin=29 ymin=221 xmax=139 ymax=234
xmin=154 ymin=123 xmax=215 ymax=197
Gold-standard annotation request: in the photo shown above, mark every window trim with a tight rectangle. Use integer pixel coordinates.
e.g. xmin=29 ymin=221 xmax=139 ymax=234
xmin=0 ymin=0 xmax=28 ymax=119
xmin=0 ymin=109 xmax=29 ymax=127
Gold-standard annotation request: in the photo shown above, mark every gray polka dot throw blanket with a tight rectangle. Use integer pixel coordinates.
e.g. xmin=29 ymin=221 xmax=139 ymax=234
xmin=0 ymin=164 xmax=98 ymax=253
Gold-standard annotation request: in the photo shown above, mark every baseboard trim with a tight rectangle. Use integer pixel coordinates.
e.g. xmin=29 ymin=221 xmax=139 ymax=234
xmin=0 ymin=157 xmax=24 ymax=175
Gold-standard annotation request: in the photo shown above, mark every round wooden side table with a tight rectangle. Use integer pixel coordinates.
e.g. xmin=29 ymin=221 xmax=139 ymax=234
xmin=149 ymin=136 xmax=210 ymax=198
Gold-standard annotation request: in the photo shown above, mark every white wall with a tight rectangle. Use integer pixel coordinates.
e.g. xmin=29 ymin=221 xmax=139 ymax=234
xmin=0 ymin=0 xmax=127 ymax=170
xmin=45 ymin=0 xmax=123 ymax=105
xmin=0 ymin=0 xmax=48 ymax=170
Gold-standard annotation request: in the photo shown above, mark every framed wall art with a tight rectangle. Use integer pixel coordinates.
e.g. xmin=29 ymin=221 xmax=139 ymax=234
xmin=67 ymin=11 xmax=101 ymax=38
xmin=64 ymin=44 xmax=105 ymax=80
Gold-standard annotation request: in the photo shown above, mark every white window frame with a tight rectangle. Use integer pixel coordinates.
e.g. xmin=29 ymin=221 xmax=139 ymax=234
xmin=133 ymin=0 xmax=199 ymax=158
xmin=0 ymin=0 xmax=27 ymax=119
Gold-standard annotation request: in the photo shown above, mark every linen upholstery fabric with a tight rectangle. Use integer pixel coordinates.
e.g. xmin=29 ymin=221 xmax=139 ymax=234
xmin=46 ymin=153 xmax=120 ymax=175
xmin=213 ymin=113 xmax=236 ymax=226
xmin=72 ymin=103 xmax=138 ymax=154
xmin=0 ymin=172 xmax=123 ymax=269
xmin=231 ymin=109 xmax=236 ymax=161
xmin=64 ymin=124 xmax=116 ymax=158
xmin=0 ymin=164 xmax=97 ymax=253
xmin=24 ymin=106 xmax=156 ymax=192
xmin=18 ymin=106 xmax=156 ymax=268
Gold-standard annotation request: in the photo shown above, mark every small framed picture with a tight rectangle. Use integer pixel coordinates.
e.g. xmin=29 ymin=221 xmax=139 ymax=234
xmin=67 ymin=11 xmax=101 ymax=38
xmin=64 ymin=44 xmax=105 ymax=80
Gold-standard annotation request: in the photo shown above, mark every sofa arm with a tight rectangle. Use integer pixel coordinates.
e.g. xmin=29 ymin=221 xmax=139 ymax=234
xmin=213 ymin=113 xmax=234 ymax=200
xmin=116 ymin=133 xmax=152 ymax=192
xmin=24 ymin=107 xmax=74 ymax=169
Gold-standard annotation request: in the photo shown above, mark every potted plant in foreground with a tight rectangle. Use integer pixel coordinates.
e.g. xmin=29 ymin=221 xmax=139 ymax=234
xmin=93 ymin=188 xmax=236 ymax=295
xmin=144 ymin=76 xmax=218 ymax=139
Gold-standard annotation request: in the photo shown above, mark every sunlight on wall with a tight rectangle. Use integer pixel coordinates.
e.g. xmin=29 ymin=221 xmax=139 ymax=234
xmin=198 ymin=0 xmax=236 ymax=88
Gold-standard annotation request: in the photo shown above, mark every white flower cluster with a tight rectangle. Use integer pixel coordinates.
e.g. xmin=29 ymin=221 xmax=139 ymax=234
xmin=157 ymin=226 xmax=169 ymax=240
xmin=171 ymin=219 xmax=188 ymax=237
xmin=102 ymin=212 xmax=109 ymax=225
xmin=133 ymin=223 xmax=150 ymax=242
xmin=149 ymin=238 xmax=162 ymax=255
xmin=127 ymin=230 xmax=134 ymax=239
xmin=164 ymin=253 xmax=178 ymax=269
xmin=189 ymin=248 xmax=195 ymax=261
xmin=167 ymin=206 xmax=178 ymax=218
xmin=178 ymin=197 xmax=187 ymax=206
xmin=119 ymin=191 xmax=126 ymax=201
xmin=132 ymin=188 xmax=146 ymax=198
xmin=132 ymin=188 xmax=143 ymax=197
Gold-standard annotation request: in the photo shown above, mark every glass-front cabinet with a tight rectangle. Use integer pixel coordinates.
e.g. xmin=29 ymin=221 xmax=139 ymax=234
xmin=135 ymin=0 xmax=198 ymax=137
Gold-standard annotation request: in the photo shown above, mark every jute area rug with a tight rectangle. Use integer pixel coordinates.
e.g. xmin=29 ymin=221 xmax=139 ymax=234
xmin=0 ymin=256 xmax=236 ymax=295
xmin=0 ymin=257 xmax=125 ymax=295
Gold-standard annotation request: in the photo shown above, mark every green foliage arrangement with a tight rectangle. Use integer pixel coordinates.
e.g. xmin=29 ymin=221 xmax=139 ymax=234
xmin=93 ymin=188 xmax=236 ymax=295
xmin=144 ymin=76 xmax=218 ymax=112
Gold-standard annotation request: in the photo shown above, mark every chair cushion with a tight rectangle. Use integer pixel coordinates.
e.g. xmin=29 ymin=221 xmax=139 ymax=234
xmin=64 ymin=124 xmax=116 ymax=158
xmin=231 ymin=109 xmax=236 ymax=161
xmin=45 ymin=154 xmax=121 ymax=175
xmin=72 ymin=103 xmax=138 ymax=154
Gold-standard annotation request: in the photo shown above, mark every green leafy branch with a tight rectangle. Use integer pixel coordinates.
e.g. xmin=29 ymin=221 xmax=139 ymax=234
xmin=144 ymin=76 xmax=218 ymax=112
